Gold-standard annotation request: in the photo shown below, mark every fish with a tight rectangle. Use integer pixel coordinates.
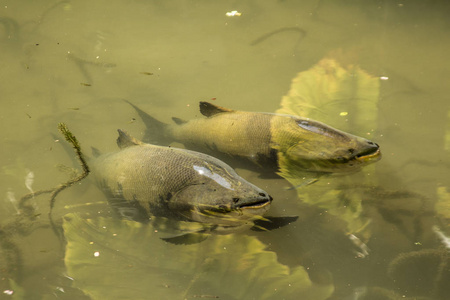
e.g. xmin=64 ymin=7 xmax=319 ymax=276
xmin=126 ymin=101 xmax=381 ymax=175
xmin=91 ymin=130 xmax=294 ymax=244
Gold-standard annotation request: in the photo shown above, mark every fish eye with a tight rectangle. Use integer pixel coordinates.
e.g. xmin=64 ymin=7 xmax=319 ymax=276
xmin=348 ymin=148 xmax=355 ymax=154
xmin=232 ymin=197 xmax=240 ymax=203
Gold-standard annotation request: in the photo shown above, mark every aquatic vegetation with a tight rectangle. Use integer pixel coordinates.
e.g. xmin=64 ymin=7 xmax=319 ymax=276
xmin=275 ymin=56 xmax=381 ymax=238
xmin=388 ymin=249 xmax=449 ymax=300
xmin=0 ymin=123 xmax=89 ymax=296
xmin=276 ymin=55 xmax=380 ymax=181
xmin=17 ymin=123 xmax=90 ymax=218
xmin=63 ymin=213 xmax=334 ymax=300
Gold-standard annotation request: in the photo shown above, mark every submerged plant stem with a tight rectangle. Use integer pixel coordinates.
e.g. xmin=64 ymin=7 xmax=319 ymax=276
xmin=50 ymin=123 xmax=90 ymax=213
xmin=250 ymin=27 xmax=306 ymax=46
xmin=18 ymin=123 xmax=90 ymax=220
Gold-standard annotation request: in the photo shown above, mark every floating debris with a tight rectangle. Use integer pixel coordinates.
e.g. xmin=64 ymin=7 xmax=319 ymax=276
xmin=24 ymin=169 xmax=34 ymax=195
xmin=6 ymin=190 xmax=19 ymax=214
xmin=225 ymin=10 xmax=242 ymax=17
xmin=432 ymin=226 xmax=450 ymax=250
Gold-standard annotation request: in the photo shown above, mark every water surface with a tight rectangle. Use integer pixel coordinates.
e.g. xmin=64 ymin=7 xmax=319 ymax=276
xmin=1 ymin=1 xmax=449 ymax=299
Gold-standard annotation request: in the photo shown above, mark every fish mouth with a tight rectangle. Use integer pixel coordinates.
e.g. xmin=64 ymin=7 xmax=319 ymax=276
xmin=236 ymin=197 xmax=272 ymax=210
xmin=198 ymin=195 xmax=272 ymax=216
xmin=199 ymin=198 xmax=271 ymax=215
xmin=193 ymin=196 xmax=272 ymax=226
xmin=355 ymin=144 xmax=381 ymax=162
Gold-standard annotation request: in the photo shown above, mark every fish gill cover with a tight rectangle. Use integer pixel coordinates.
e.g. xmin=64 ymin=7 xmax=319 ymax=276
xmin=275 ymin=54 xmax=380 ymax=238
xmin=63 ymin=213 xmax=334 ymax=300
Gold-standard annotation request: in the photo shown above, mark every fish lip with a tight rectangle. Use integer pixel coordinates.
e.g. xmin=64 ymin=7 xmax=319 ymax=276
xmin=201 ymin=198 xmax=271 ymax=214
xmin=355 ymin=147 xmax=381 ymax=161
xmin=236 ymin=198 xmax=271 ymax=210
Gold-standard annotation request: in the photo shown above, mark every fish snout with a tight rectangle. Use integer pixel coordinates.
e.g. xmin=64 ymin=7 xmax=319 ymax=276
xmin=354 ymin=140 xmax=381 ymax=161
xmin=257 ymin=191 xmax=273 ymax=204
xmin=232 ymin=192 xmax=272 ymax=210
xmin=366 ymin=140 xmax=379 ymax=150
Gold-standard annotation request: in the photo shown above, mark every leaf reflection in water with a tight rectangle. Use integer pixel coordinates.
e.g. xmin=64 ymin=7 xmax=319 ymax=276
xmin=63 ymin=214 xmax=334 ymax=300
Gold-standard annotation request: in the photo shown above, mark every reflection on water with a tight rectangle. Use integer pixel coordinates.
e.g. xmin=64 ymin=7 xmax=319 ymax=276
xmin=1 ymin=0 xmax=450 ymax=299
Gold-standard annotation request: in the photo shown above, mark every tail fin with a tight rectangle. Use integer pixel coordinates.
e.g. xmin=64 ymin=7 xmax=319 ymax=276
xmin=123 ymin=100 xmax=171 ymax=145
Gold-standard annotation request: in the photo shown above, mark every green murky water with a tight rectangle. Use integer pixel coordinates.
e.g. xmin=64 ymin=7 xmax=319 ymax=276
xmin=1 ymin=1 xmax=449 ymax=299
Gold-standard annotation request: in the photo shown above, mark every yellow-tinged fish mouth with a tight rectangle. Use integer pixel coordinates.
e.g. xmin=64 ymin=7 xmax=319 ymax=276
xmin=195 ymin=195 xmax=272 ymax=216
xmin=192 ymin=203 xmax=271 ymax=226
xmin=237 ymin=198 xmax=272 ymax=210
xmin=300 ymin=143 xmax=381 ymax=173
xmin=355 ymin=147 xmax=382 ymax=163
xmin=193 ymin=196 xmax=272 ymax=225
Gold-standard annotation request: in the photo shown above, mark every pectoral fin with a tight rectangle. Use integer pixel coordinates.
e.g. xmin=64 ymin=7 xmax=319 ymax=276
xmin=251 ymin=216 xmax=299 ymax=231
xmin=160 ymin=232 xmax=210 ymax=245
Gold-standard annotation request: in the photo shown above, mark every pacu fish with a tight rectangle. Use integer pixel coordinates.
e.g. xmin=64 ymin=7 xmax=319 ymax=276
xmin=126 ymin=101 xmax=381 ymax=174
xmin=91 ymin=130 xmax=274 ymax=235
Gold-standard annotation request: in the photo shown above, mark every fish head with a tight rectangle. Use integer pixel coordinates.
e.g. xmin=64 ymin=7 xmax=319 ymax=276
xmin=274 ymin=116 xmax=381 ymax=173
xmin=168 ymin=162 xmax=272 ymax=226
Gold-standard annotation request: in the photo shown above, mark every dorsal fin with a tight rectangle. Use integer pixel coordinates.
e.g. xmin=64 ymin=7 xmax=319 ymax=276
xmin=251 ymin=216 xmax=299 ymax=231
xmin=117 ymin=129 xmax=144 ymax=149
xmin=199 ymin=102 xmax=234 ymax=117
xmin=172 ymin=117 xmax=187 ymax=125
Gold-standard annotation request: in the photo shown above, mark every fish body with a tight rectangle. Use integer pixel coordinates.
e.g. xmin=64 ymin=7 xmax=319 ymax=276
xmin=91 ymin=130 xmax=273 ymax=230
xmin=128 ymin=101 xmax=381 ymax=174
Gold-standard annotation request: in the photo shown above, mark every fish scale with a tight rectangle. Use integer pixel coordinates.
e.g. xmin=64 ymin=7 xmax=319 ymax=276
xmin=126 ymin=100 xmax=381 ymax=175
xmin=91 ymin=130 xmax=273 ymax=228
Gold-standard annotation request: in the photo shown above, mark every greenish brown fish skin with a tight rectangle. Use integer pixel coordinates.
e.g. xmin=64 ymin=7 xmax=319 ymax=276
xmin=269 ymin=113 xmax=381 ymax=173
xmin=169 ymin=109 xmax=277 ymax=167
xmin=91 ymin=130 xmax=272 ymax=226
xmin=127 ymin=101 xmax=381 ymax=174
